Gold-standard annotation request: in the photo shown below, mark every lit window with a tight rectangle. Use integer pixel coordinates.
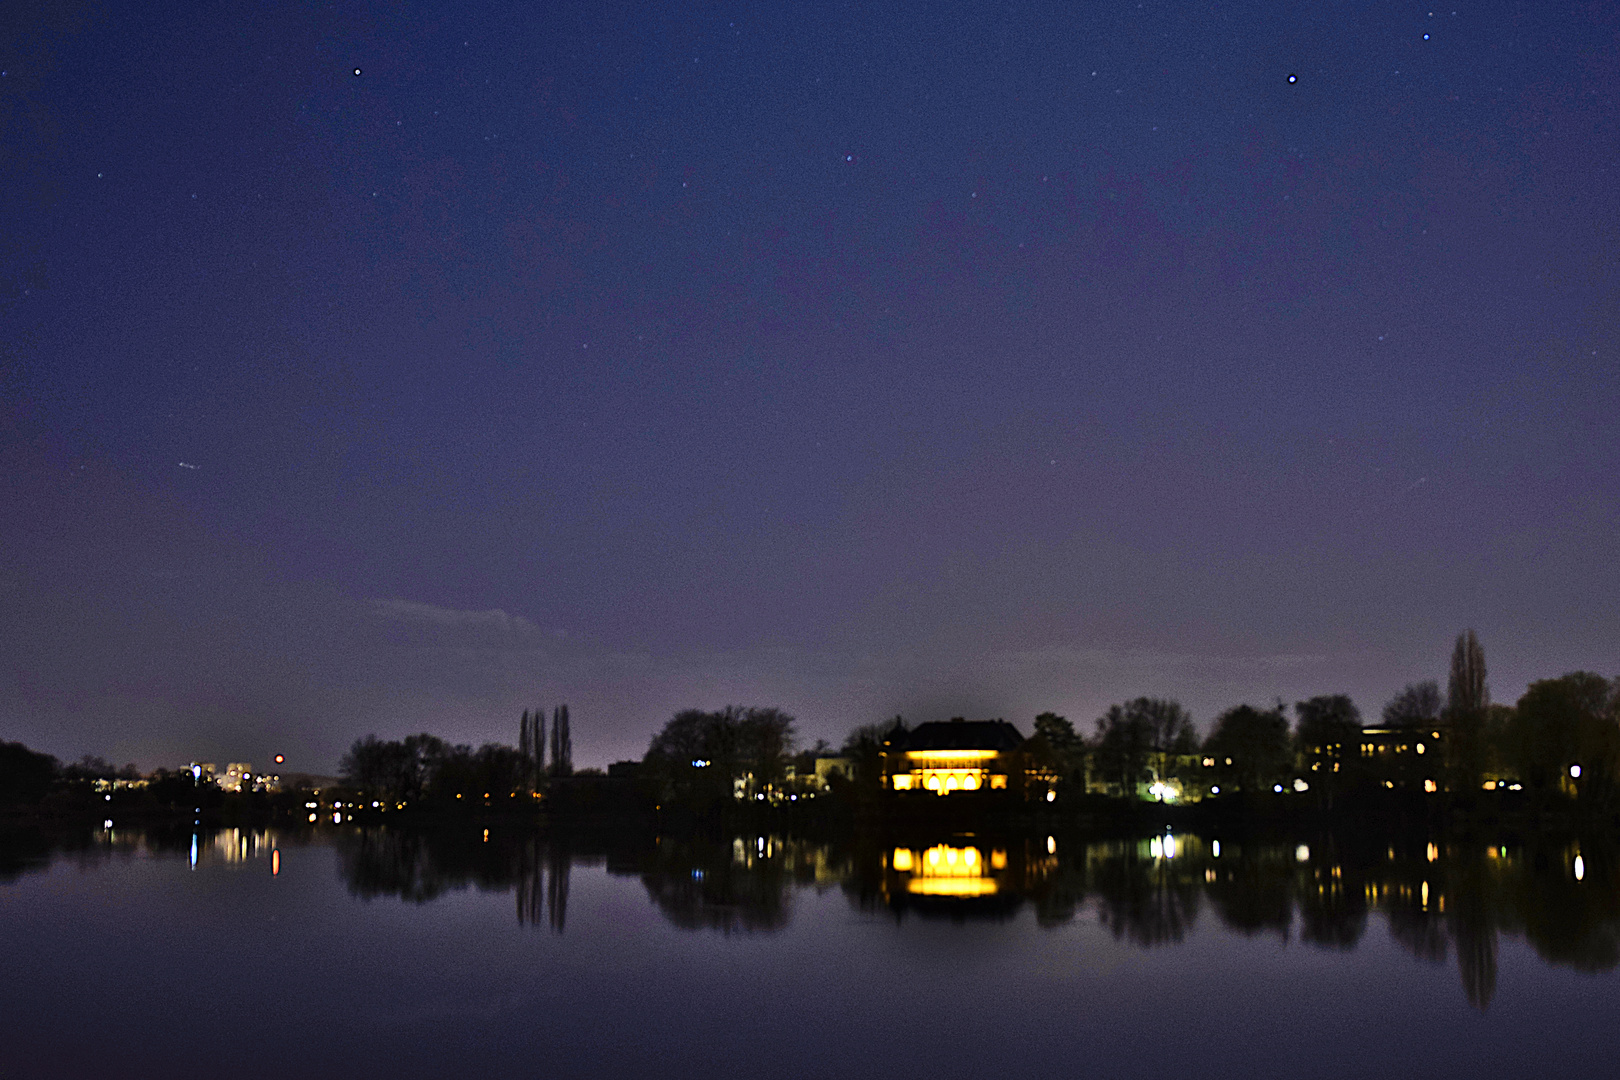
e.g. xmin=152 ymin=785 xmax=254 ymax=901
xmin=989 ymin=774 xmax=1007 ymax=789
xmin=892 ymin=774 xmax=913 ymax=790
xmin=892 ymin=848 xmax=914 ymax=872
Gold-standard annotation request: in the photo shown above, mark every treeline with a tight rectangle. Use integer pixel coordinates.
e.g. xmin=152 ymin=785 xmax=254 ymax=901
xmin=640 ymin=706 xmax=804 ymax=810
xmin=824 ymin=630 xmax=1620 ymax=809
xmin=338 ymin=705 xmax=577 ymax=805
xmin=918 ymin=630 xmax=1619 ymax=805
xmin=0 ymin=744 xmax=177 ymax=811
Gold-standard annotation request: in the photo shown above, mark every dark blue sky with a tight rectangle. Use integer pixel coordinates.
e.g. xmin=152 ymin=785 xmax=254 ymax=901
xmin=3 ymin=0 xmax=1616 ymax=771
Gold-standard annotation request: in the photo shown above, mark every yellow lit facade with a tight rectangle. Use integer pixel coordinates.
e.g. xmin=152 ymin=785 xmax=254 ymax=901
xmin=881 ymin=720 xmax=1028 ymax=796
xmin=891 ymin=750 xmax=1002 ymax=794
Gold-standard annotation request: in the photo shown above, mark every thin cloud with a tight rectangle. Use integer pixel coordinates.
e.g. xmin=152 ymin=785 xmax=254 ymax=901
xmin=372 ymin=598 xmax=541 ymax=636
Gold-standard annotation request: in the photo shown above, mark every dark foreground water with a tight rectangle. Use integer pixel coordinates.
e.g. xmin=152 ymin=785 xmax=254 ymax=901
xmin=2 ymin=822 xmax=1616 ymax=1078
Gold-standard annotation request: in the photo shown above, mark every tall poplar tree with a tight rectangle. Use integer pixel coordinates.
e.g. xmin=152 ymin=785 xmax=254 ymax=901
xmin=550 ymin=704 xmax=572 ymax=778
xmin=1446 ymin=630 xmax=1490 ymax=790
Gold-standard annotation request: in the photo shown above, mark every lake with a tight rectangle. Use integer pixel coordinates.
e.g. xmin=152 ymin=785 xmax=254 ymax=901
xmin=2 ymin=821 xmax=1614 ymax=1078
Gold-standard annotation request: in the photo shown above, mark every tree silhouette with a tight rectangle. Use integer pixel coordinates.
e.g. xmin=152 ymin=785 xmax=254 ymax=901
xmin=1383 ymin=681 xmax=1442 ymax=726
xmin=1446 ymin=631 xmax=1491 ymax=791
xmin=1204 ymin=703 xmax=1291 ymax=795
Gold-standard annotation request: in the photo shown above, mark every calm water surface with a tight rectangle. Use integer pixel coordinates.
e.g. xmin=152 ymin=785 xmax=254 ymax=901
xmin=2 ymin=823 xmax=1615 ymax=1078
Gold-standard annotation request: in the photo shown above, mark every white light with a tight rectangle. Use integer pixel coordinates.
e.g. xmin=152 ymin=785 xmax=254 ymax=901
xmin=1046 ymin=790 xmax=1056 ymax=803
xmin=103 ymin=819 xmax=113 ymax=829
xmin=1162 ymin=834 xmax=1177 ymax=859
xmin=1274 ymin=784 xmax=1284 ymax=793
xmin=104 ymin=794 xmax=112 ymax=802
xmin=1570 ymin=764 xmax=1582 ymax=779
xmin=192 ymin=765 xmax=201 ymax=781
xmin=1574 ymin=855 xmax=1586 ymax=881
xmin=332 ymin=812 xmax=341 ymax=824
xmin=1293 ymin=778 xmax=1309 ymax=793
xmin=1046 ymin=836 xmax=1057 ymax=855
xmin=1295 ymin=845 xmax=1310 ymax=863
xmin=1212 ymin=840 xmax=1221 ymax=858
xmin=1150 ymin=837 xmax=1162 ymax=859
xmin=1210 ymin=785 xmax=1220 ymax=794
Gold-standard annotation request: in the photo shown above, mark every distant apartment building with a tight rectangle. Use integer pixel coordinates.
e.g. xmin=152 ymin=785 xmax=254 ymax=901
xmin=1357 ymin=723 xmax=1447 ymax=793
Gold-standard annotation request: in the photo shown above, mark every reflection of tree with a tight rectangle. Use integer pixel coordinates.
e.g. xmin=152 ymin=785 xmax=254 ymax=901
xmin=336 ymin=827 xmax=567 ymax=929
xmin=0 ymin=826 xmax=57 ymax=884
xmin=1446 ymin=850 xmax=1498 ymax=1010
xmin=1295 ymin=858 xmax=1368 ymax=951
xmin=547 ymin=841 xmax=571 ymax=932
xmin=1388 ymin=905 xmax=1449 ymax=964
xmin=1088 ymin=842 xmax=1200 ymax=947
xmin=1506 ymin=839 xmax=1620 ymax=973
xmin=627 ymin=836 xmax=794 ymax=934
xmin=1207 ymin=850 xmax=1293 ymax=940
xmin=514 ymin=836 xmax=571 ymax=933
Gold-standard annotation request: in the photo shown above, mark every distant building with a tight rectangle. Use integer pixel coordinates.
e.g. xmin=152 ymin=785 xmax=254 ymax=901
xmin=813 ymin=757 xmax=854 ymax=787
xmin=216 ymin=763 xmax=251 ymax=792
xmin=881 ymin=719 xmax=1025 ymax=795
xmin=1357 ymin=723 xmax=1447 ymax=793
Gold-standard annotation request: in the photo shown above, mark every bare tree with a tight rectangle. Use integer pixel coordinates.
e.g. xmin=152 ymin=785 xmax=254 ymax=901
xmin=1383 ymin=681 xmax=1442 ymax=726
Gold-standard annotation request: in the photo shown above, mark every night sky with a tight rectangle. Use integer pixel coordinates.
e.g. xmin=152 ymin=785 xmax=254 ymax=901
xmin=2 ymin=0 xmax=1616 ymax=772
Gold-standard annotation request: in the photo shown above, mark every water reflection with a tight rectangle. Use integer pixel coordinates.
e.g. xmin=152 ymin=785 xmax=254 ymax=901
xmin=336 ymin=827 xmax=573 ymax=932
xmin=3 ymin=823 xmax=1617 ymax=1010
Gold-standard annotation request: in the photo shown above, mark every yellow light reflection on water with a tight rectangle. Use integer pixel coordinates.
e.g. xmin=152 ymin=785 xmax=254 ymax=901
xmin=906 ymin=878 xmax=1000 ymax=896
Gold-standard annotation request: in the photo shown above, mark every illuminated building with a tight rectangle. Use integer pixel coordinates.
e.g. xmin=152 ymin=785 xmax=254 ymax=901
xmin=217 ymin=763 xmax=255 ymax=793
xmin=1357 ymin=724 xmax=1447 ymax=792
xmin=881 ymin=719 xmax=1024 ymax=795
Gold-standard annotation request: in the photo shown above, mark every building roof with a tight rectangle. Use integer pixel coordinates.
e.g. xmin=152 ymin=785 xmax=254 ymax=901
xmin=891 ymin=719 xmax=1025 ymax=753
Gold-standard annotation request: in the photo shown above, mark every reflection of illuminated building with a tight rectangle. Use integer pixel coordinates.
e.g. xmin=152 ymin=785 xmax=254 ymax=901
xmin=891 ymin=844 xmax=1003 ymax=895
xmin=882 ymin=719 xmax=1024 ymax=795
